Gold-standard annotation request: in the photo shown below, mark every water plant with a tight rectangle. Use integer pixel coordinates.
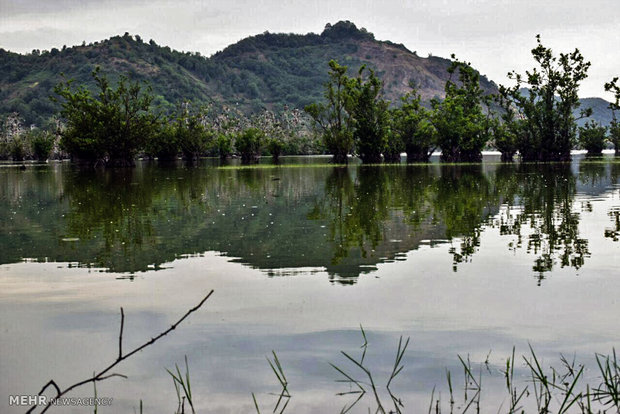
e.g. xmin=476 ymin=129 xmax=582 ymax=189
xmin=167 ymin=355 xmax=195 ymax=414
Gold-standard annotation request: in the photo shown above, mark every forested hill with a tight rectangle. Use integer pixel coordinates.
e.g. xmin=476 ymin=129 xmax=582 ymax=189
xmin=0 ymin=20 xmax=612 ymax=126
xmin=0 ymin=21 xmax=495 ymax=125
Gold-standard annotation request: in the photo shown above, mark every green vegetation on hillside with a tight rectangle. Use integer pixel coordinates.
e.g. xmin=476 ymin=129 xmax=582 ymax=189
xmin=0 ymin=21 xmax=498 ymax=127
xmin=2 ymin=22 xmax=619 ymax=164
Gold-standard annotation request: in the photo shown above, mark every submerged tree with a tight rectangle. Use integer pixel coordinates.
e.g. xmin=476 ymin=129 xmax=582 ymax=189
xmin=53 ymin=67 xmax=159 ymax=166
xmin=176 ymin=106 xmax=213 ymax=161
xmin=305 ymin=60 xmax=354 ymax=164
xmin=578 ymin=121 xmax=607 ymax=156
xmin=147 ymin=121 xmax=179 ymax=161
xmin=431 ymin=57 xmax=489 ymax=162
xmin=499 ymin=35 xmax=591 ymax=161
xmin=493 ymin=94 xmax=524 ymax=162
xmin=604 ymin=77 xmax=620 ymax=155
xmin=145 ymin=104 xmax=213 ymax=162
xmin=391 ymin=87 xmax=436 ymax=162
xmin=235 ymin=127 xmax=264 ymax=163
xmin=347 ymin=65 xmax=390 ymax=163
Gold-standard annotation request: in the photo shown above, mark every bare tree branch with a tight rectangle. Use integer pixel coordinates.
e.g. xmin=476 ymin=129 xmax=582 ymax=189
xmin=27 ymin=290 xmax=214 ymax=414
xmin=118 ymin=307 xmax=124 ymax=360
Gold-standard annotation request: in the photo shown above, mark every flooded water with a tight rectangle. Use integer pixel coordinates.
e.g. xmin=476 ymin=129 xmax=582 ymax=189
xmin=1 ymin=155 xmax=619 ymax=413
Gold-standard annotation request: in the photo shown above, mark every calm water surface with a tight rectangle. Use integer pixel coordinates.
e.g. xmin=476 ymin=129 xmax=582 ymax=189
xmin=1 ymin=155 xmax=619 ymax=413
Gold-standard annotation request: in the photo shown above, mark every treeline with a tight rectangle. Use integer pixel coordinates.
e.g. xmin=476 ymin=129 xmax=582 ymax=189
xmin=306 ymin=36 xmax=620 ymax=164
xmin=2 ymin=67 xmax=320 ymax=165
xmin=3 ymin=35 xmax=619 ymax=165
xmin=0 ymin=113 xmax=60 ymax=161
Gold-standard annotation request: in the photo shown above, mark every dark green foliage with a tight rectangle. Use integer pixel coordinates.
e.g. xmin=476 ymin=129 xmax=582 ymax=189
xmin=391 ymin=88 xmax=436 ymax=162
xmin=215 ymin=134 xmax=234 ymax=160
xmin=491 ymin=119 xmax=519 ymax=162
xmin=431 ymin=57 xmax=488 ymax=162
xmin=305 ymin=60 xmax=354 ymax=164
xmin=348 ymin=66 xmax=390 ymax=163
xmin=382 ymin=128 xmax=403 ymax=163
xmin=604 ymin=77 xmax=620 ymax=154
xmin=54 ymin=68 xmax=159 ymax=166
xmin=579 ymin=121 xmax=607 ymax=155
xmin=146 ymin=121 xmax=178 ymax=161
xmin=609 ymin=121 xmax=620 ymax=155
xmin=267 ymin=138 xmax=283 ymax=162
xmin=499 ymin=35 xmax=591 ymax=161
xmin=236 ymin=128 xmax=264 ymax=163
xmin=175 ymin=108 xmax=213 ymax=161
xmin=30 ymin=129 xmax=54 ymax=160
xmin=492 ymin=95 xmax=521 ymax=162
xmin=321 ymin=21 xmax=375 ymax=41
xmin=9 ymin=134 xmax=28 ymax=161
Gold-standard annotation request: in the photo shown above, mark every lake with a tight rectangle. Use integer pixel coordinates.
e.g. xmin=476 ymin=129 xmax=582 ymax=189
xmin=1 ymin=155 xmax=619 ymax=413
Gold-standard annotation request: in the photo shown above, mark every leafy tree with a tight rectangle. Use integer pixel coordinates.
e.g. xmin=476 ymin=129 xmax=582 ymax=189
xmin=578 ymin=121 xmax=607 ymax=155
xmin=491 ymin=95 xmax=522 ymax=162
xmin=382 ymin=117 xmax=402 ymax=163
xmin=305 ymin=60 xmax=354 ymax=164
xmin=30 ymin=129 xmax=54 ymax=160
xmin=347 ymin=65 xmax=389 ymax=163
xmin=604 ymin=77 xmax=620 ymax=155
xmin=175 ymin=106 xmax=213 ymax=161
xmin=146 ymin=121 xmax=178 ymax=161
xmin=215 ymin=133 xmax=233 ymax=160
xmin=391 ymin=88 xmax=436 ymax=162
xmin=53 ymin=68 xmax=159 ymax=166
xmin=431 ymin=57 xmax=489 ymax=162
xmin=267 ymin=137 xmax=283 ymax=162
xmin=235 ymin=127 xmax=263 ymax=163
xmin=499 ymin=35 xmax=591 ymax=161
xmin=9 ymin=134 xmax=28 ymax=160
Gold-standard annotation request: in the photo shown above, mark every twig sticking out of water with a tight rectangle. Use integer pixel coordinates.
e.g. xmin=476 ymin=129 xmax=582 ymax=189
xmin=27 ymin=290 xmax=215 ymax=414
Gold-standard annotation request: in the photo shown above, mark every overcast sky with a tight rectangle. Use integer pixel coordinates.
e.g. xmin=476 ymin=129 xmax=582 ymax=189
xmin=1 ymin=0 xmax=618 ymax=99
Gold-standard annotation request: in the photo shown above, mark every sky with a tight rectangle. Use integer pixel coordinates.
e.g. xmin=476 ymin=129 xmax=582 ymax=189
xmin=1 ymin=0 xmax=619 ymax=99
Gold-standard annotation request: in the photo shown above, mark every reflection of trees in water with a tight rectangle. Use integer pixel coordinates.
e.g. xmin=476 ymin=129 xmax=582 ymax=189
xmin=433 ymin=166 xmax=494 ymax=271
xmin=307 ymin=163 xmax=594 ymax=281
xmin=2 ymin=160 xmax=613 ymax=281
xmin=62 ymin=168 xmax=160 ymax=271
xmin=605 ymin=162 xmax=620 ymax=242
xmin=309 ymin=167 xmax=391 ymax=265
xmin=578 ymin=160 xmax=607 ymax=188
xmin=493 ymin=164 xmax=589 ymax=284
xmin=394 ymin=165 xmax=435 ymax=231
xmin=606 ymin=207 xmax=620 ymax=242
xmin=313 ymin=165 xmax=497 ymax=273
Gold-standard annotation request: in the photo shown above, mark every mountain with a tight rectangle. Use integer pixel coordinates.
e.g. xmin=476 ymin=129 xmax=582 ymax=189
xmin=0 ymin=21 xmax=613 ymax=128
xmin=0 ymin=21 xmax=496 ymax=126
xmin=517 ymin=88 xmax=615 ymax=128
xmin=578 ymin=97 xmax=616 ymax=127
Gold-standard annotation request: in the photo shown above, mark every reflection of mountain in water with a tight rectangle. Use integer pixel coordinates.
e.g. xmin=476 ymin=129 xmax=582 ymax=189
xmin=0 ymin=159 xmax=618 ymax=283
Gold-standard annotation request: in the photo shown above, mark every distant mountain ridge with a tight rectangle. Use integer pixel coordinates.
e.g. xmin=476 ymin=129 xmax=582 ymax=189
xmin=0 ymin=21 xmax=614 ymax=127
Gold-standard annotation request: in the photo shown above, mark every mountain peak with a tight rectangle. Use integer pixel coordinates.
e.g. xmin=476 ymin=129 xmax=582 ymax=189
xmin=321 ymin=21 xmax=375 ymax=41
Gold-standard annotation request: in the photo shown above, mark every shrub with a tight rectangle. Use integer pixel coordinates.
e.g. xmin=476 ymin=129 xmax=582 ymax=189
xmin=235 ymin=128 xmax=263 ymax=163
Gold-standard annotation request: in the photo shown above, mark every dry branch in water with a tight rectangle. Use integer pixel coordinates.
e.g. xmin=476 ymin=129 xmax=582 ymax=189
xmin=26 ymin=290 xmax=215 ymax=414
